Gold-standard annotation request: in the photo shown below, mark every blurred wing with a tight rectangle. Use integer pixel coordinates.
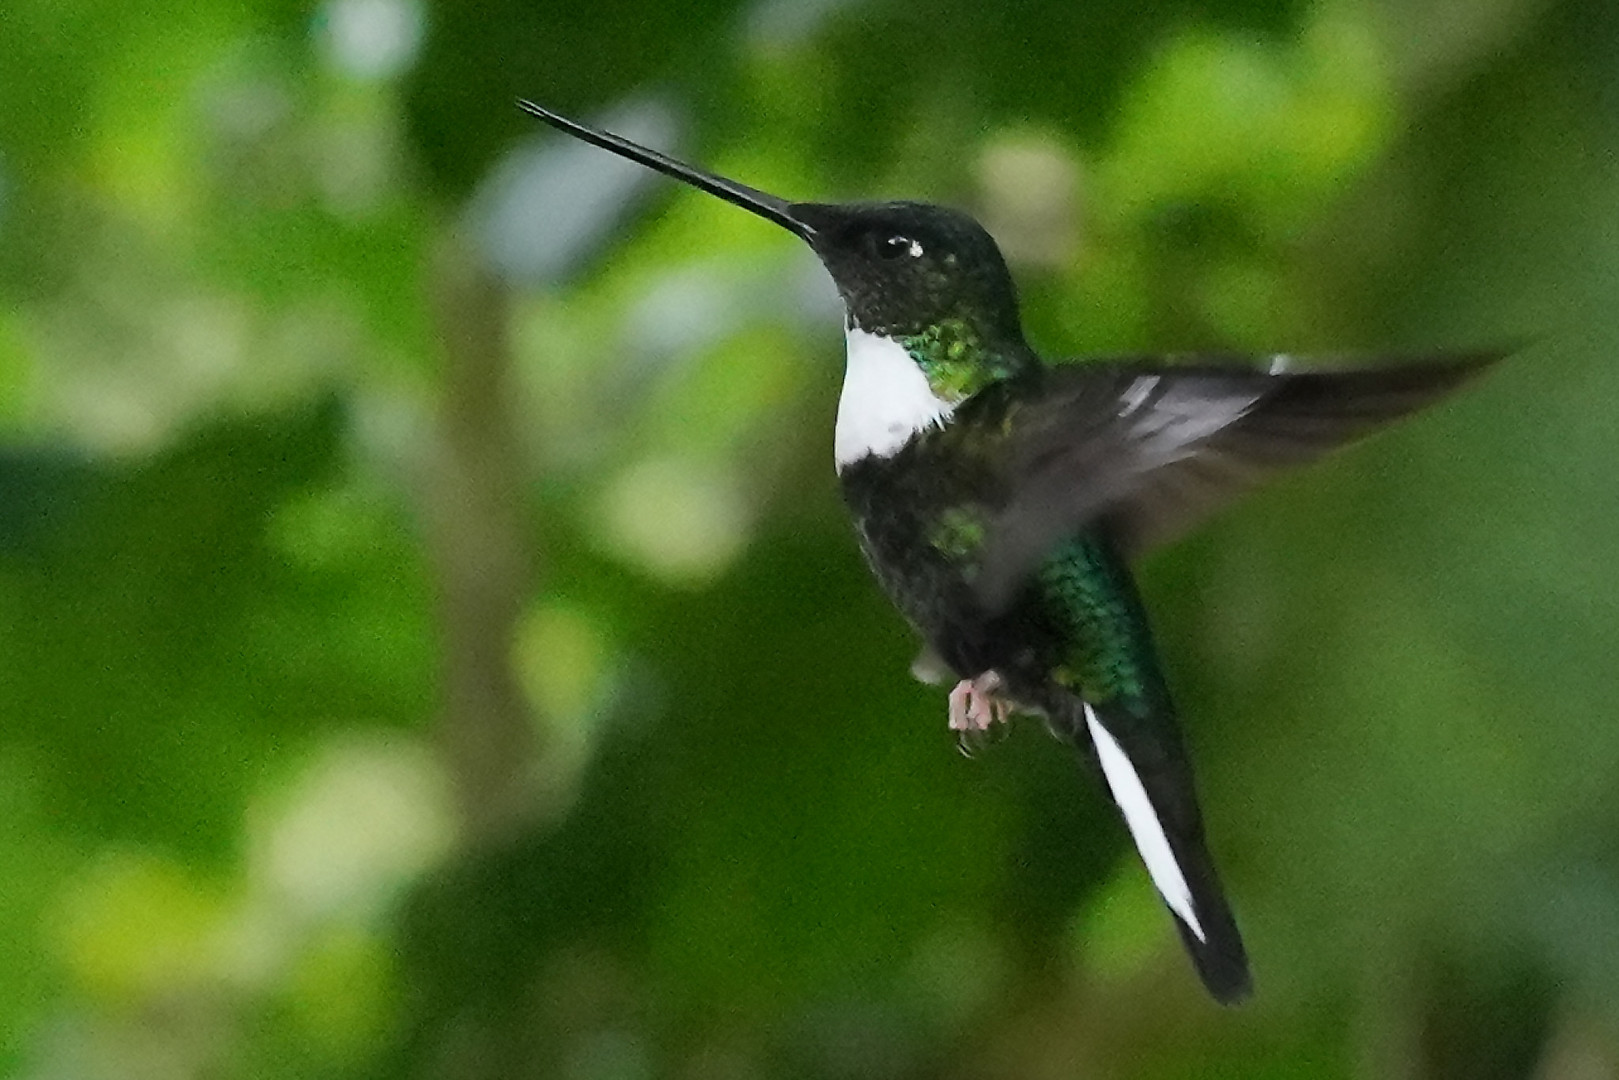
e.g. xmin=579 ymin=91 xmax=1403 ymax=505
xmin=973 ymin=354 xmax=1499 ymax=612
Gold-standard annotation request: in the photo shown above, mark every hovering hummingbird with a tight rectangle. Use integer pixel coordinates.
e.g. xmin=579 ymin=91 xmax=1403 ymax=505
xmin=518 ymin=99 xmax=1494 ymax=1004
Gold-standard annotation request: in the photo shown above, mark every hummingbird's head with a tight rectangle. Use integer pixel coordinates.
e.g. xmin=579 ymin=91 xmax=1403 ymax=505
xmin=516 ymin=101 xmax=1031 ymax=379
xmin=787 ymin=201 xmax=1025 ymax=346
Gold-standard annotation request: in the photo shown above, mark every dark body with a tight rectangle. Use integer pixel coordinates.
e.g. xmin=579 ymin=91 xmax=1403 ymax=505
xmin=839 ymin=377 xmax=1157 ymax=715
xmin=838 ymin=363 xmax=1252 ymax=1000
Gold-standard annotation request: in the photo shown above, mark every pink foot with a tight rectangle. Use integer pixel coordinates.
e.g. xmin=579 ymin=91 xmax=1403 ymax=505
xmin=947 ymin=670 xmax=1013 ymax=733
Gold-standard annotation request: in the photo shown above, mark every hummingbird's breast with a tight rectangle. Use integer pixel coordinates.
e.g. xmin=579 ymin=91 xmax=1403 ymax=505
xmin=836 ymin=434 xmax=1031 ymax=682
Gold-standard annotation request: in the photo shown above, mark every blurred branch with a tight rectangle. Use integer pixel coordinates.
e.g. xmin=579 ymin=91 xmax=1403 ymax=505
xmin=420 ymin=232 xmax=542 ymax=845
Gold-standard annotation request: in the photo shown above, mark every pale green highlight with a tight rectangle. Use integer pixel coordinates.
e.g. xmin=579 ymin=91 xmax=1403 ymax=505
xmin=928 ymin=505 xmax=987 ymax=567
xmin=901 ymin=319 xmax=1021 ymax=404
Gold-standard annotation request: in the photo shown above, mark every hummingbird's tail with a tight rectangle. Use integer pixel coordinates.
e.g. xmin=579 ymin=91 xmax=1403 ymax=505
xmin=1074 ymin=699 xmax=1252 ymax=1004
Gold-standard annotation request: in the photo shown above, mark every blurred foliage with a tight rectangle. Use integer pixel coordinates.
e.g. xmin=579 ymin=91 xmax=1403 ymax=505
xmin=2 ymin=0 xmax=1618 ymax=1077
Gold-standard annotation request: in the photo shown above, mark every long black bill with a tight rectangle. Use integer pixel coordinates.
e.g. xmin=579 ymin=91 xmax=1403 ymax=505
xmin=517 ymin=100 xmax=814 ymax=241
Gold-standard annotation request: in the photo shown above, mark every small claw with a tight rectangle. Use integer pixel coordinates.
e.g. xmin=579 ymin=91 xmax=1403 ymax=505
xmin=957 ymin=726 xmax=987 ymax=758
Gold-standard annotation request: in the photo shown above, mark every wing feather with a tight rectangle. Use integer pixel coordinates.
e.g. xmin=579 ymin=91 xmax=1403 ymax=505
xmin=972 ymin=353 xmax=1499 ymax=612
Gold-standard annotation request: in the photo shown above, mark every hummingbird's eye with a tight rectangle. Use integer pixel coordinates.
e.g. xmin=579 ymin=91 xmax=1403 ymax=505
xmin=879 ymin=234 xmax=923 ymax=260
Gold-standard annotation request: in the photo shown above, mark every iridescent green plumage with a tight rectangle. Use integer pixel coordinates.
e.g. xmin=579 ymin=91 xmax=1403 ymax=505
xmin=1039 ymin=533 xmax=1163 ymax=710
xmin=900 ymin=319 xmax=1023 ymax=402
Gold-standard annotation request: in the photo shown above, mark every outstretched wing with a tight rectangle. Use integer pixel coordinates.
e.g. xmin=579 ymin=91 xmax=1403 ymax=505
xmin=972 ymin=353 xmax=1498 ymax=612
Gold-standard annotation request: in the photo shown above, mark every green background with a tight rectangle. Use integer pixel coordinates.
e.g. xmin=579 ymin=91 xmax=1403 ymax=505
xmin=2 ymin=0 xmax=1616 ymax=1076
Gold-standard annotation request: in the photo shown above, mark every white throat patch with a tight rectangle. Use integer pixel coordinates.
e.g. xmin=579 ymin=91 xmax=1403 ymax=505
xmin=835 ymin=327 xmax=955 ymax=470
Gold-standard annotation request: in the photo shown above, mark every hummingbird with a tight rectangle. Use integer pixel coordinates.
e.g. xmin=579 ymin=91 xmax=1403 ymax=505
xmin=518 ymin=99 xmax=1495 ymax=1004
